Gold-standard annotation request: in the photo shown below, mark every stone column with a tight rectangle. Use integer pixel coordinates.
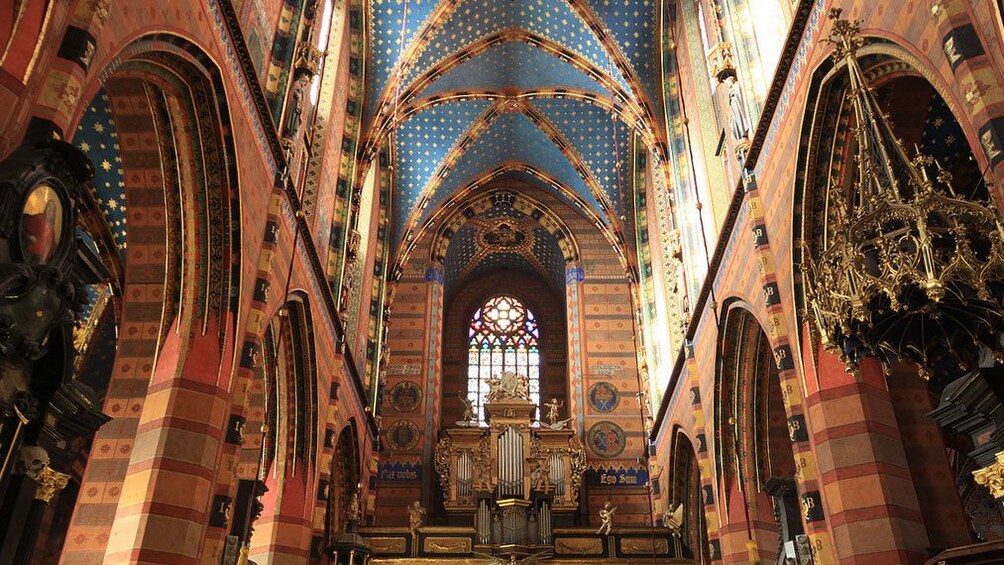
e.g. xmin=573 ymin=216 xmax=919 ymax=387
xmin=12 ymin=466 xmax=71 ymax=564
xmin=420 ymin=265 xmax=445 ymax=510
xmin=564 ymin=264 xmax=587 ymax=437
xmin=806 ymin=353 xmax=930 ymax=564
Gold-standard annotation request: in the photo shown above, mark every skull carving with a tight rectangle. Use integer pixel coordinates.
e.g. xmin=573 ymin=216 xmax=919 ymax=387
xmin=15 ymin=445 xmax=49 ymax=480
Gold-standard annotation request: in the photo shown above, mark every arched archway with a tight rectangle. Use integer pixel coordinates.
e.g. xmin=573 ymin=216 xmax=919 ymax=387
xmin=715 ymin=303 xmax=799 ymax=563
xmin=245 ymin=294 xmax=320 ymax=561
xmin=326 ymin=421 xmax=362 ymax=541
xmin=669 ymin=428 xmax=711 ymax=563
xmin=53 ymin=34 xmax=242 ymax=563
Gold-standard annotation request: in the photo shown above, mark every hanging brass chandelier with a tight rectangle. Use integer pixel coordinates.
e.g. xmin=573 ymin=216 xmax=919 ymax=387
xmin=802 ymin=10 xmax=1004 ymax=378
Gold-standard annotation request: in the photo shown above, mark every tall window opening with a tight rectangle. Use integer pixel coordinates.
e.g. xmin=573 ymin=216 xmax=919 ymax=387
xmin=467 ymin=295 xmax=540 ymax=424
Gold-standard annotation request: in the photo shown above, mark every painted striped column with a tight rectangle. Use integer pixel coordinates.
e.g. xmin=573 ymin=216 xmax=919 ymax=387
xmin=60 ymin=77 xmax=172 ymax=564
xmin=886 ymin=365 xmax=971 ymax=549
xmin=805 ymin=353 xmax=929 ymax=564
xmin=686 ymin=349 xmax=723 ymax=564
xmin=744 ymin=174 xmax=835 ymax=563
xmin=103 ymin=319 xmax=230 ymax=564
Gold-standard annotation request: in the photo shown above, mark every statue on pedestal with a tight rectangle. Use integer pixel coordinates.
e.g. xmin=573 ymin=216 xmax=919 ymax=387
xmin=663 ymin=502 xmax=684 ymax=535
xmin=596 ymin=501 xmax=616 ymax=535
xmin=408 ymin=501 xmax=425 ymax=533
xmin=540 ymin=397 xmax=572 ymax=430
xmin=544 ymin=398 xmax=562 ymax=425
xmin=457 ymin=391 xmax=477 ymax=426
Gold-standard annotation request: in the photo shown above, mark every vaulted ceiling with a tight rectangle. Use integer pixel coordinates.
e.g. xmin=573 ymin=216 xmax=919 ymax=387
xmin=363 ymin=0 xmax=663 ymax=262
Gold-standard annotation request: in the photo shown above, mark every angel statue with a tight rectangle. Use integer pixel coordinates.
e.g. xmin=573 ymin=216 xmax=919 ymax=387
xmin=457 ymin=391 xmax=477 ymax=426
xmin=514 ymin=373 xmax=530 ymax=400
xmin=544 ymin=398 xmax=563 ymax=425
xmin=596 ymin=501 xmax=617 ymax=535
xmin=540 ymin=398 xmax=573 ymax=430
xmin=486 ymin=374 xmax=503 ymax=401
xmin=408 ymin=501 xmax=426 ymax=533
xmin=664 ymin=501 xmax=684 ymax=535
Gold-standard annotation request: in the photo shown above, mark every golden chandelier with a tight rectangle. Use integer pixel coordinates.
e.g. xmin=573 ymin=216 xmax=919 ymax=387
xmin=802 ymin=10 xmax=1004 ymax=378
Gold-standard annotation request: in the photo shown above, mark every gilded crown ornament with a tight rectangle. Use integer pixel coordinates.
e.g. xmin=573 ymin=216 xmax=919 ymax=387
xmin=292 ymin=40 xmax=322 ymax=79
xmin=801 ymin=9 xmax=1004 ymax=378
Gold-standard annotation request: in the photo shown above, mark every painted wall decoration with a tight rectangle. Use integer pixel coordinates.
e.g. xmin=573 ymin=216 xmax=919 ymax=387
xmin=389 ymin=380 xmax=423 ymax=413
xmin=586 ymin=465 xmax=649 ymax=487
xmin=587 ymin=421 xmax=626 ymax=458
xmin=588 ymin=381 xmax=619 ymax=413
xmin=377 ymin=461 xmax=422 ymax=482
xmin=386 ymin=420 xmax=421 ymax=451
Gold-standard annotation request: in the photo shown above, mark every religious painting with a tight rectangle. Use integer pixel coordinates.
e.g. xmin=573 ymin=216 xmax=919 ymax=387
xmin=20 ymin=184 xmax=64 ymax=265
xmin=386 ymin=420 xmax=421 ymax=451
xmin=588 ymin=382 xmax=619 ymax=413
xmin=587 ymin=421 xmax=625 ymax=458
xmin=389 ymin=380 xmax=422 ymax=413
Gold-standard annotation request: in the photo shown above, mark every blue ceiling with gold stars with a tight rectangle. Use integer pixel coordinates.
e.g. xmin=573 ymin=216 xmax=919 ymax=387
xmin=370 ymin=0 xmax=658 ymax=253
xmin=418 ymin=110 xmax=602 ymax=226
xmin=75 ymin=88 xmax=128 ymax=256
xmin=414 ymin=42 xmax=612 ymax=100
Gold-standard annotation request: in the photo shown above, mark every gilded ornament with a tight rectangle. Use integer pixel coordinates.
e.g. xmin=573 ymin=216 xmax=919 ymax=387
xmin=33 ymin=466 xmax=70 ymax=504
xmin=802 ymin=10 xmax=1004 ymax=377
xmin=621 ymin=538 xmax=670 ymax=555
xmin=433 ymin=436 xmax=453 ymax=497
xmin=973 ymin=451 xmax=1004 ymax=499
xmin=293 ymin=41 xmax=322 ymax=78
xmin=365 ymin=537 xmax=408 ymax=554
xmin=554 ymin=537 xmax=603 ymax=555
xmin=423 ymin=537 xmax=471 ymax=554
xmin=707 ymin=42 xmax=736 ymax=82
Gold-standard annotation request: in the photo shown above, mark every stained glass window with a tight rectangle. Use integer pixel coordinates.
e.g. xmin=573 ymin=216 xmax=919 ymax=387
xmin=467 ymin=295 xmax=540 ymax=424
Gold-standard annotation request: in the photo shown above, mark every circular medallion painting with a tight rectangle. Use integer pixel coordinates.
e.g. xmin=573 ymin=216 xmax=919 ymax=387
xmin=588 ymin=382 xmax=619 ymax=413
xmin=20 ymin=184 xmax=64 ymax=265
xmin=587 ymin=421 xmax=626 ymax=458
xmin=389 ymin=381 xmax=422 ymax=413
xmin=386 ymin=420 xmax=421 ymax=451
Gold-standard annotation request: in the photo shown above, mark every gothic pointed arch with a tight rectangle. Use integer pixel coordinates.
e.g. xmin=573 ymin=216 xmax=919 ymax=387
xmin=58 ymin=33 xmax=243 ymax=563
xmin=326 ymin=420 xmax=362 ymax=540
xmin=714 ymin=302 xmax=798 ymax=562
xmin=668 ymin=427 xmax=711 ymax=563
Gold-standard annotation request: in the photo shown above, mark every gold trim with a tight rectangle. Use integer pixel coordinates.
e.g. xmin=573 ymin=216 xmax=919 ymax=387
xmin=620 ymin=538 xmax=669 ymax=555
xmin=419 ymin=527 xmax=476 ymax=534
xmin=359 ymin=527 xmax=412 ymax=535
xmin=554 ymin=538 xmax=603 ymax=555
xmin=365 ymin=537 xmax=408 ymax=554
xmin=974 ymin=451 xmax=1004 ymax=499
xmin=423 ymin=537 xmax=472 ymax=554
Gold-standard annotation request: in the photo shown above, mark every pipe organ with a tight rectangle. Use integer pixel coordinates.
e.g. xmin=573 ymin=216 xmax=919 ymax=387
xmin=434 ymin=372 xmax=586 ymax=555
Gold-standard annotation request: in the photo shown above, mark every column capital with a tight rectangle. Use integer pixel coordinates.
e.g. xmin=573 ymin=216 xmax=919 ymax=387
xmin=424 ymin=266 xmax=445 ymax=285
xmin=565 ymin=265 xmax=585 ymax=285
xmin=33 ymin=466 xmax=71 ymax=504
xmin=974 ymin=451 xmax=1004 ymax=499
